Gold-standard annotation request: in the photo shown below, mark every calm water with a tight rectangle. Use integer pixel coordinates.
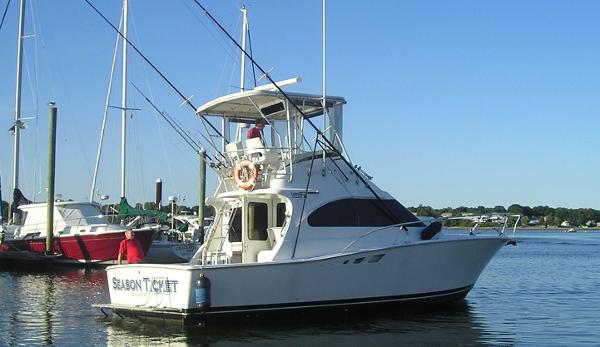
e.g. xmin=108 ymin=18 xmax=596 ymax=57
xmin=1 ymin=230 xmax=599 ymax=346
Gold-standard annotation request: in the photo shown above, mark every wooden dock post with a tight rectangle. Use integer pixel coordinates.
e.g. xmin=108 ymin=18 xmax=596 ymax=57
xmin=46 ymin=102 xmax=57 ymax=255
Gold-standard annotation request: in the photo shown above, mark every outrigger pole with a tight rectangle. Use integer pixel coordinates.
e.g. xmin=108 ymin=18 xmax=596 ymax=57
xmin=191 ymin=1 xmax=402 ymax=223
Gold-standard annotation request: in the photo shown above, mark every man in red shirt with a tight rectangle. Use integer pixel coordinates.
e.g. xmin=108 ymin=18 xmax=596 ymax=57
xmin=117 ymin=229 xmax=145 ymax=264
xmin=246 ymin=118 xmax=265 ymax=140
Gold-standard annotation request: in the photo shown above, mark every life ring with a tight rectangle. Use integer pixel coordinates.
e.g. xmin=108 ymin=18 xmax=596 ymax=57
xmin=233 ymin=160 xmax=259 ymax=190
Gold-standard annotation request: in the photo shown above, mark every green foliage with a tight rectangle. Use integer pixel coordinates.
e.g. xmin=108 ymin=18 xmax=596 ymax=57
xmin=409 ymin=204 xmax=600 ymax=227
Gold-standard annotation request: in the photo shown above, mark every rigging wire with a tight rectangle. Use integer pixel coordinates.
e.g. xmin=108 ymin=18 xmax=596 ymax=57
xmin=24 ymin=0 xmax=41 ymax=200
xmin=190 ymin=0 xmax=402 ymax=224
xmin=291 ymin=135 xmax=321 ymax=259
xmin=82 ymin=0 xmax=226 ymax=152
xmin=246 ymin=21 xmax=258 ymax=87
xmin=178 ymin=0 xmax=246 ymax=98
xmin=0 ymin=0 xmax=10 ymax=33
xmin=90 ymin=6 xmax=123 ymax=202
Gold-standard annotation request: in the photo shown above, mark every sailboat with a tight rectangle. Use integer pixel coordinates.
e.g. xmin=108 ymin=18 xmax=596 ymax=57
xmin=96 ymin=3 xmax=518 ymax=322
xmin=0 ymin=0 xmax=155 ymax=265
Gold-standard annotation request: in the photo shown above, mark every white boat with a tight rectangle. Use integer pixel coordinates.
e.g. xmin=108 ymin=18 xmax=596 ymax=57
xmin=98 ymin=82 xmax=517 ymax=323
xmin=144 ymin=215 xmax=203 ymax=263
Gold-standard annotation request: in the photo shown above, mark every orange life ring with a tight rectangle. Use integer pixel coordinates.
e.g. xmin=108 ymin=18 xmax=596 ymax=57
xmin=233 ymin=160 xmax=259 ymax=190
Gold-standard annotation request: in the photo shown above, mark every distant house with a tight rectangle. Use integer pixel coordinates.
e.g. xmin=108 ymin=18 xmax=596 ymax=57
xmin=585 ymin=220 xmax=596 ymax=228
xmin=441 ymin=212 xmax=453 ymax=218
xmin=560 ymin=221 xmax=571 ymax=227
xmin=528 ymin=217 xmax=541 ymax=226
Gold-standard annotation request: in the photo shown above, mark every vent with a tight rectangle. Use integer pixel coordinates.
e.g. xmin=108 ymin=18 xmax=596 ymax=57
xmin=353 ymin=257 xmax=365 ymax=264
xmin=368 ymin=254 xmax=385 ymax=263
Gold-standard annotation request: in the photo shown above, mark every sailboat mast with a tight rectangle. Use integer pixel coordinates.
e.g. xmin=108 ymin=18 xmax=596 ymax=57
xmin=120 ymin=0 xmax=128 ymax=199
xmin=11 ymin=0 xmax=26 ymax=221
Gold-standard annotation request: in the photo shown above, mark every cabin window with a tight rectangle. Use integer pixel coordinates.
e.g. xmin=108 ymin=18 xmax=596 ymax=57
xmin=248 ymin=202 xmax=268 ymax=240
xmin=276 ymin=203 xmax=286 ymax=227
xmin=228 ymin=207 xmax=242 ymax=242
xmin=307 ymin=199 xmax=422 ymax=227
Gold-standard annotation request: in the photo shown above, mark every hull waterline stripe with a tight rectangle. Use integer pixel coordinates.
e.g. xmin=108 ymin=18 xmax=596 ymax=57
xmin=203 ymin=285 xmax=473 ymax=315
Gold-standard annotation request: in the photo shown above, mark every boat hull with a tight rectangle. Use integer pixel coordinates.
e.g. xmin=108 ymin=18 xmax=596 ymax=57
xmin=0 ymin=229 xmax=155 ymax=264
xmin=103 ymin=235 xmax=507 ymax=321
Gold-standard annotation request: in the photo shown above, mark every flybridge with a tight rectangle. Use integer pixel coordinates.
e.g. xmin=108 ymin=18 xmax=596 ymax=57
xmin=195 ymin=79 xmax=347 ymax=163
xmin=196 ymin=80 xmax=346 ymax=121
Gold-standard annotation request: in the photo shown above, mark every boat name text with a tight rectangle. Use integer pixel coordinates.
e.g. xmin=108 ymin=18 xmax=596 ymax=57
xmin=112 ymin=277 xmax=178 ymax=293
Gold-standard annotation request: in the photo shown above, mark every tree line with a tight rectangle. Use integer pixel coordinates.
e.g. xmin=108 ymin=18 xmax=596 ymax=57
xmin=409 ymin=204 xmax=600 ymax=228
xmin=3 ymin=199 xmax=599 ymax=228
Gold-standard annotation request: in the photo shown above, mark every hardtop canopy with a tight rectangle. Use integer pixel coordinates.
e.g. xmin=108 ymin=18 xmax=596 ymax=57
xmin=196 ymin=88 xmax=346 ymax=122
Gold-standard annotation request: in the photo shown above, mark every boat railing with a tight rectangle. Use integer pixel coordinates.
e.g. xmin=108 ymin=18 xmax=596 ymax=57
xmin=340 ymin=214 xmax=521 ymax=253
xmin=340 ymin=220 xmax=428 ymax=254
xmin=443 ymin=214 xmax=521 ymax=238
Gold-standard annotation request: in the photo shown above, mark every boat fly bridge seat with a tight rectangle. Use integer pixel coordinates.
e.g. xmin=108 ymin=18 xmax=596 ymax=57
xmin=244 ymin=137 xmax=282 ymax=170
xmin=225 ymin=139 xmax=282 ymax=171
xmin=225 ymin=141 xmax=244 ymax=162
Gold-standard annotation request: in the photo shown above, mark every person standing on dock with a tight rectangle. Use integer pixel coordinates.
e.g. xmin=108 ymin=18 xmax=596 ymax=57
xmin=117 ymin=229 xmax=145 ymax=264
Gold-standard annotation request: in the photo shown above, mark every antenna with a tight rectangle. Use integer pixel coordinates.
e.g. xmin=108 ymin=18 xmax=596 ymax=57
xmin=322 ymin=0 xmax=327 ymax=130
xmin=120 ymin=0 xmax=128 ymax=199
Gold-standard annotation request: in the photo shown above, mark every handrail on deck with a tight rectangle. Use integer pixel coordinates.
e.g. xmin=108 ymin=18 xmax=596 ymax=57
xmin=340 ymin=220 xmax=427 ymax=253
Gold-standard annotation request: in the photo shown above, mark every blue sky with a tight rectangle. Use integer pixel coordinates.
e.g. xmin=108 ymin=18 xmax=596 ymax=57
xmin=1 ymin=0 xmax=599 ymax=209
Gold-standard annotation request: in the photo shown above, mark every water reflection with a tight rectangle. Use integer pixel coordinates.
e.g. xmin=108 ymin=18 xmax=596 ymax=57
xmin=104 ymin=301 xmax=508 ymax=346
xmin=0 ymin=267 xmax=108 ymax=346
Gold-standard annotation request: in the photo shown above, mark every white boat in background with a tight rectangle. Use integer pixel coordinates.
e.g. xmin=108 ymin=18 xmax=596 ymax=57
xmin=144 ymin=215 xmax=203 ymax=263
xmin=98 ymin=82 xmax=518 ymax=323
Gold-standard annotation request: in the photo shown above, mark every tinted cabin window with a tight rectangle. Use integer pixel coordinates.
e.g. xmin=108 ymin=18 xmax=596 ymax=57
xmin=307 ymin=199 xmax=423 ymax=227
xmin=228 ymin=207 xmax=242 ymax=242
xmin=248 ymin=202 xmax=268 ymax=240
xmin=276 ymin=203 xmax=286 ymax=227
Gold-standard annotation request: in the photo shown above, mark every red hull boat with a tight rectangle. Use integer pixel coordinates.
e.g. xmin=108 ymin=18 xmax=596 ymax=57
xmin=1 ymin=201 xmax=156 ymax=264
